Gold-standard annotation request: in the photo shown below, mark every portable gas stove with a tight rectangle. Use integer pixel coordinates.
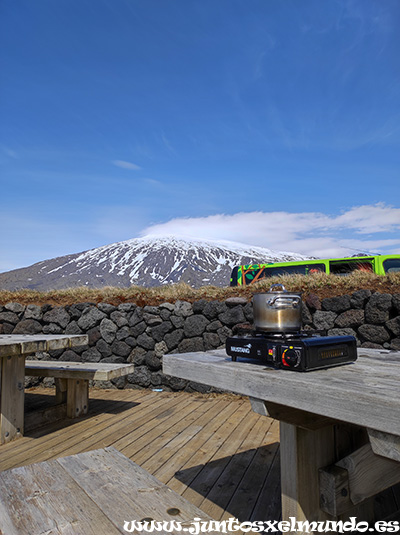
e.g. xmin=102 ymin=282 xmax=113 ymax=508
xmin=226 ymin=330 xmax=357 ymax=371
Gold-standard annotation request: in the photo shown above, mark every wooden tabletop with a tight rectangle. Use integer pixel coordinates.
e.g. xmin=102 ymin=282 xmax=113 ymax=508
xmin=0 ymin=447 xmax=216 ymax=535
xmin=0 ymin=334 xmax=88 ymax=357
xmin=163 ymin=348 xmax=400 ymax=436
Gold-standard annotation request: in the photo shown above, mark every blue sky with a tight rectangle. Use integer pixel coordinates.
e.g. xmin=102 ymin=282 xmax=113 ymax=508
xmin=1 ymin=0 xmax=399 ymax=272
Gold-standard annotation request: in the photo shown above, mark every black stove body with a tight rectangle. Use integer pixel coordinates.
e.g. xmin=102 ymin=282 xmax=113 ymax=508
xmin=226 ymin=332 xmax=357 ymax=371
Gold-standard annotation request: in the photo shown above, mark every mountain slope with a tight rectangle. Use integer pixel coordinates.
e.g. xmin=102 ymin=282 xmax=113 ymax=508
xmin=0 ymin=235 xmax=310 ymax=290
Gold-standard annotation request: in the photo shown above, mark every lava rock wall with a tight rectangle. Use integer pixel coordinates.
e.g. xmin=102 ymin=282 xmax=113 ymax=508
xmin=1 ymin=290 xmax=399 ymax=392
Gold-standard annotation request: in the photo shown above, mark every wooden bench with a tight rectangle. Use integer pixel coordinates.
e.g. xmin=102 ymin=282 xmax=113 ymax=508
xmin=25 ymin=360 xmax=134 ymax=419
xmin=0 ymin=446 xmax=219 ymax=534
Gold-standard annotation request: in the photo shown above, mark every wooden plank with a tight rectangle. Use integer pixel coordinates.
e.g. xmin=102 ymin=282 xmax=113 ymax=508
xmin=179 ymin=403 xmax=258 ymax=508
xmin=66 ymin=378 xmax=89 ymax=417
xmin=0 ymin=338 xmax=46 ymax=357
xmin=219 ymin=418 xmax=279 ymax=522
xmin=163 ymin=350 xmax=400 ymax=435
xmin=55 ymin=377 xmax=68 ymax=404
xmin=249 ymin=398 xmax=339 ymax=430
xmin=201 ymin=414 xmax=273 ymax=521
xmin=0 ymin=446 xmax=219 ymax=535
xmin=150 ymin=400 xmax=244 ymax=483
xmin=248 ymin=419 xmax=282 ymax=522
xmin=0 ymin=354 xmax=25 ymax=443
xmin=165 ymin=401 xmax=252 ymax=498
xmin=25 ymin=360 xmax=134 ymax=381
xmin=280 ymin=422 xmax=335 ymax=528
xmin=332 ymin=424 xmax=374 ymax=523
xmin=145 ymin=400 xmax=248 ymax=479
xmin=132 ymin=399 xmax=227 ymax=469
xmin=357 ymin=348 xmax=396 ymax=359
xmin=0 ymin=334 xmax=88 ymax=357
xmin=42 ymin=334 xmax=88 ymax=351
xmin=118 ymin=396 xmax=210 ymax=463
xmin=103 ymin=393 xmax=196 ymax=456
xmin=58 ymin=447 xmax=218 ymax=531
xmin=320 ymin=442 xmax=400 ymax=516
xmin=368 ymin=428 xmax=400 ymax=462
xmin=0 ymin=454 xmax=120 ymax=535
xmin=248 ymin=396 xmax=269 ymax=416
xmin=336 ymin=443 xmax=400 ymax=505
xmin=319 ymin=465 xmax=352 ymax=517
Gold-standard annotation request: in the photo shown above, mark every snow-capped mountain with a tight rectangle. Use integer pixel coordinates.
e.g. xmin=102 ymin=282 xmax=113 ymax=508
xmin=0 ymin=235 xmax=310 ymax=290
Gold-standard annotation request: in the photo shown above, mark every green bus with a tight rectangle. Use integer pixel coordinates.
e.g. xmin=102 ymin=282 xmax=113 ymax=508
xmin=230 ymin=254 xmax=400 ymax=286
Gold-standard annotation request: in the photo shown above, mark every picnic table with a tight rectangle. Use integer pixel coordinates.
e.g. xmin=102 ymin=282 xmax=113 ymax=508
xmin=0 ymin=334 xmax=88 ymax=444
xmin=163 ymin=347 xmax=400 ymax=529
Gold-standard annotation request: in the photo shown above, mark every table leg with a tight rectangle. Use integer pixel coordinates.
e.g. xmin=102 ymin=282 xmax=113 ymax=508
xmin=280 ymin=421 xmax=336 ymax=529
xmin=280 ymin=421 xmax=376 ymax=533
xmin=0 ymin=354 xmax=25 ymax=444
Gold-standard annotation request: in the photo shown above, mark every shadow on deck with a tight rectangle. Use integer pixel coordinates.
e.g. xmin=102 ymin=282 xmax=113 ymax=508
xmin=1 ymin=387 xmax=399 ymax=525
xmin=2 ymin=387 xmax=282 ymax=524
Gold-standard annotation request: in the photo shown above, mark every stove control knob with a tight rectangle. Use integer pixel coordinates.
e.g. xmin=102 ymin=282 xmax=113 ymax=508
xmin=282 ymin=347 xmax=300 ymax=368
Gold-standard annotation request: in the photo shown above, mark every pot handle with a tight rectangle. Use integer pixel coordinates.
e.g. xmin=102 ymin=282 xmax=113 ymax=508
xmin=269 ymin=283 xmax=287 ymax=293
xmin=267 ymin=295 xmax=302 ymax=308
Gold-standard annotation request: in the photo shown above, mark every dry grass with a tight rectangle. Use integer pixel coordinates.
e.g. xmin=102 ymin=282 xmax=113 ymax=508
xmin=0 ymin=272 xmax=399 ymax=307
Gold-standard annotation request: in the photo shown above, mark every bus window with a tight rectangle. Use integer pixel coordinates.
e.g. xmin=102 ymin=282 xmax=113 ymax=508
xmin=383 ymin=258 xmax=400 ymax=273
xmin=239 ymin=263 xmax=326 ymax=284
xmin=329 ymin=260 xmax=373 ymax=275
xmin=307 ymin=264 xmax=326 ymax=274
xmin=264 ymin=264 xmax=326 ymax=277
xmin=230 ymin=266 xmax=239 ymax=286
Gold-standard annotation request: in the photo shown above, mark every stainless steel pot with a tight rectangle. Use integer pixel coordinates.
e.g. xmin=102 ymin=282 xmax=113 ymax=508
xmin=252 ymin=284 xmax=302 ymax=332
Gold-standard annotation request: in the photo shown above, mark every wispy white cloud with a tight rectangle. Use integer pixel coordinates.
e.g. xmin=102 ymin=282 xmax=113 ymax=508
xmin=144 ymin=178 xmax=162 ymax=187
xmin=112 ymin=160 xmax=142 ymax=170
xmin=0 ymin=145 xmax=18 ymax=158
xmin=333 ymin=203 xmax=400 ymax=234
xmin=140 ymin=203 xmax=400 ymax=257
xmin=160 ymin=132 xmax=176 ymax=154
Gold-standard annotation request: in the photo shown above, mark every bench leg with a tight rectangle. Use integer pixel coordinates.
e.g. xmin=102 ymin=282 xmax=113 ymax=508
xmin=55 ymin=378 xmax=68 ymax=404
xmin=66 ymin=379 xmax=89 ymax=418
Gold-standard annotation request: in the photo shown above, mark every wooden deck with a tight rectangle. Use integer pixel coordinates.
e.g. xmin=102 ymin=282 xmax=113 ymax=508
xmin=0 ymin=387 xmax=281 ymax=524
xmin=1 ymin=387 xmax=399 ymax=524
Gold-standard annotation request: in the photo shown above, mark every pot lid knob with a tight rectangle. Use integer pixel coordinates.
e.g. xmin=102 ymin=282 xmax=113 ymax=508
xmin=269 ymin=283 xmax=287 ymax=293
